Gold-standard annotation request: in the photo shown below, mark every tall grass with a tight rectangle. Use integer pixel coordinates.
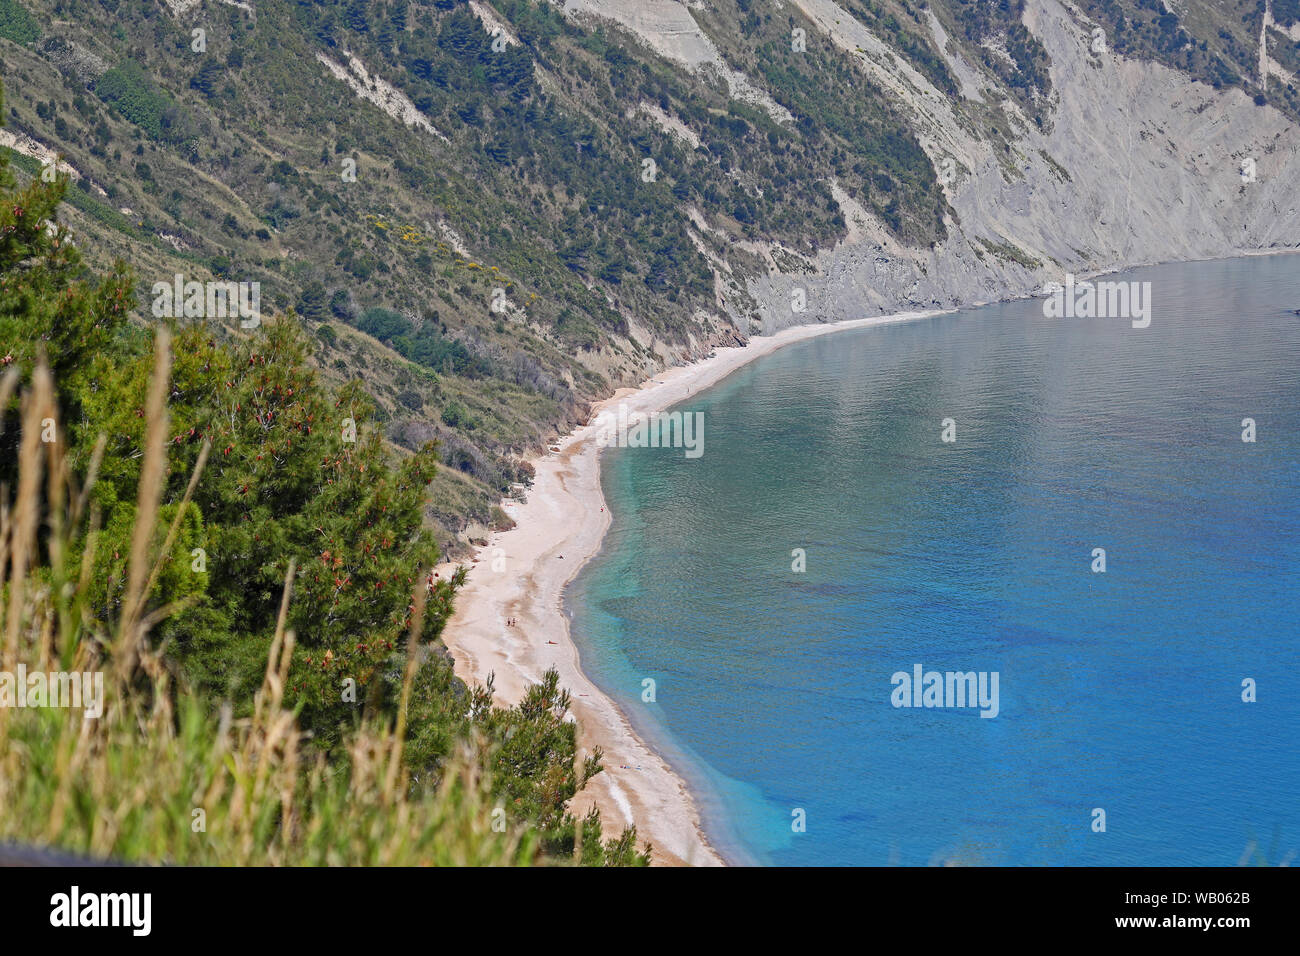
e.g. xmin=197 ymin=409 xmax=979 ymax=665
xmin=0 ymin=336 xmax=540 ymax=865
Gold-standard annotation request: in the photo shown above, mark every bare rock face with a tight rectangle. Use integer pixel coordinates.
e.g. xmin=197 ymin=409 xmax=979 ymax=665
xmin=748 ymin=0 xmax=1300 ymax=332
xmin=572 ymin=0 xmax=1300 ymax=336
xmin=562 ymin=0 xmax=793 ymax=123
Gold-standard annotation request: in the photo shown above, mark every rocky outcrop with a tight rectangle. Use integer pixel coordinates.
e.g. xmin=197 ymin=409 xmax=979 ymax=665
xmin=317 ymin=51 xmax=451 ymax=143
xmin=561 ymin=0 xmax=794 ymax=123
xmin=749 ymin=0 xmax=1300 ymax=332
xmin=571 ymin=0 xmax=1300 ymax=337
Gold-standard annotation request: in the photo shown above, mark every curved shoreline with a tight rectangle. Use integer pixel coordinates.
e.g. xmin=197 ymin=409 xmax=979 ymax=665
xmin=436 ymin=309 xmax=943 ymax=866
xmin=437 ymin=249 xmax=1300 ymax=865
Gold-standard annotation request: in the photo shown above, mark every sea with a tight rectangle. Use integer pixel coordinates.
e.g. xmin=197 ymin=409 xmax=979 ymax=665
xmin=568 ymin=254 xmax=1300 ymax=866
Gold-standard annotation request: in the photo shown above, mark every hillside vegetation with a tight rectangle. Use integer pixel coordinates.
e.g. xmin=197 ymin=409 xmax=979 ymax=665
xmin=2 ymin=0 xmax=1290 ymax=548
xmin=0 ymin=92 xmax=646 ymax=864
xmin=1 ymin=0 xmax=1295 ymax=863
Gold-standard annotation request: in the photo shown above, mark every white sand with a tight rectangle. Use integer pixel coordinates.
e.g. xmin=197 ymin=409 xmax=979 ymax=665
xmin=437 ymin=310 xmax=943 ymax=865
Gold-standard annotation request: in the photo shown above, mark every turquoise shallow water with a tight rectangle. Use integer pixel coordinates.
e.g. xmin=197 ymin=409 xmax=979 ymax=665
xmin=568 ymin=254 xmax=1300 ymax=866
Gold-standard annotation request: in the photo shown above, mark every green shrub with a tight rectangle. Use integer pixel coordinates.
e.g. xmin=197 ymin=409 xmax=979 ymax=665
xmin=0 ymin=0 xmax=39 ymax=44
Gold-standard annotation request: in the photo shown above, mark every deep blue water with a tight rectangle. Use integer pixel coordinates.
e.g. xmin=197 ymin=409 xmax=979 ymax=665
xmin=568 ymin=254 xmax=1300 ymax=866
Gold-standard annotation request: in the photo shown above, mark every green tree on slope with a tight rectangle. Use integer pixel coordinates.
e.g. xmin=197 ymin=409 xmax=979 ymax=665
xmin=0 ymin=81 xmax=648 ymax=864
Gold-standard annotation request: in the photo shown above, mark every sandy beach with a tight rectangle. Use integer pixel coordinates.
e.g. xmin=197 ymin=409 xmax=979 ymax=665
xmin=437 ymin=310 xmax=942 ymax=866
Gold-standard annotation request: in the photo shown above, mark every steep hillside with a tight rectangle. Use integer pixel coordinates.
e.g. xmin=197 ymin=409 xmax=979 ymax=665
xmin=2 ymin=0 xmax=1298 ymax=549
xmin=746 ymin=0 xmax=1300 ymax=327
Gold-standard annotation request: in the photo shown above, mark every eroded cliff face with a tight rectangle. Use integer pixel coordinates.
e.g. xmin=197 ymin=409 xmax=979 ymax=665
xmin=573 ymin=0 xmax=1300 ymax=337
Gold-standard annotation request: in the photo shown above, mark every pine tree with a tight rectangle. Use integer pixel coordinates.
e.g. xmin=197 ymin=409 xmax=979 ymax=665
xmin=0 ymin=82 xmax=133 ymax=483
xmin=0 ymin=82 xmax=647 ymax=865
